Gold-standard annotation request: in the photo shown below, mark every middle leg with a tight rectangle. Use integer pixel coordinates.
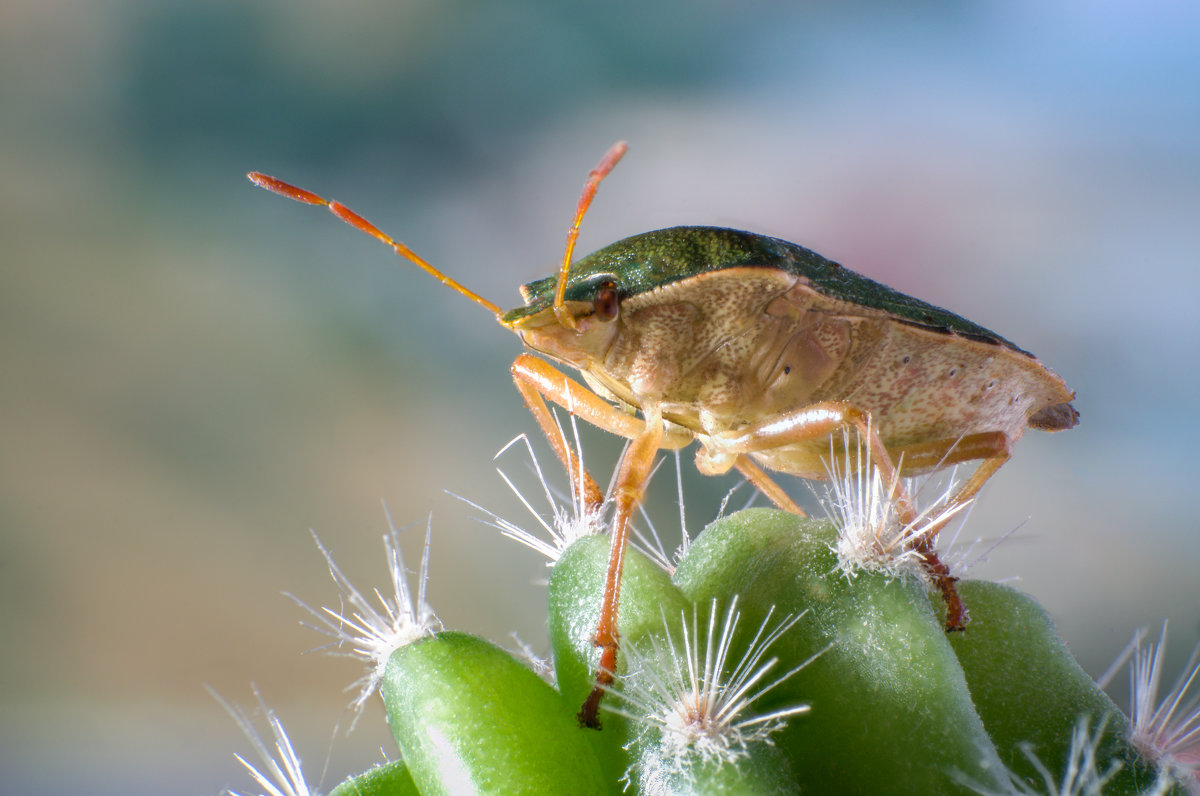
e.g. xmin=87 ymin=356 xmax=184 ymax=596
xmin=706 ymin=401 xmax=918 ymax=525
xmin=705 ymin=401 xmax=978 ymax=628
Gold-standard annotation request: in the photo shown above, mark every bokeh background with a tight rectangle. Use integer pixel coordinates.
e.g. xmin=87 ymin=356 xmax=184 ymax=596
xmin=3 ymin=1 xmax=1199 ymax=793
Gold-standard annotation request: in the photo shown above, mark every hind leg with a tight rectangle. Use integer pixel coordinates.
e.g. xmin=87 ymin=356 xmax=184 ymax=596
xmin=890 ymin=431 xmax=1012 ymax=541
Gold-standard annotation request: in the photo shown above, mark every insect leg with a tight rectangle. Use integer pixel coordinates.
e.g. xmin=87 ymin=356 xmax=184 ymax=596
xmin=510 ymin=354 xmax=691 ymax=726
xmin=708 ymin=402 xmax=973 ymax=629
xmin=891 ymin=433 xmax=1013 ymax=544
xmin=732 ymin=456 xmax=807 ymax=516
xmin=511 ymin=355 xmax=614 ymax=511
xmin=891 ymin=431 xmax=1011 ymax=476
xmin=511 ymin=355 xmax=691 ymax=506
xmin=710 ymin=401 xmax=918 ymax=525
xmin=578 ymin=407 xmax=664 ymax=728
xmin=854 ymin=432 xmax=1011 ymax=628
xmin=905 ymin=438 xmax=1009 ymax=631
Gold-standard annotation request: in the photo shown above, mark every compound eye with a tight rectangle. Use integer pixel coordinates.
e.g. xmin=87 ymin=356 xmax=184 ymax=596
xmin=593 ymin=280 xmax=620 ymax=322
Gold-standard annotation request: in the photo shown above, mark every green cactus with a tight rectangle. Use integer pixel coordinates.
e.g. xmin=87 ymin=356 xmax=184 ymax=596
xmin=220 ymin=485 xmax=1197 ymax=795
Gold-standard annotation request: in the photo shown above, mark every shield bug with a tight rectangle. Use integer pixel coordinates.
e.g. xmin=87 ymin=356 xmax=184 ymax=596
xmin=248 ymin=142 xmax=1078 ymax=728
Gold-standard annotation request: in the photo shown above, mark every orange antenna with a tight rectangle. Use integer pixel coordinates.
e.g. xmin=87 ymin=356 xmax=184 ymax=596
xmin=552 ymin=141 xmax=628 ymax=330
xmin=246 ymin=172 xmax=503 ymax=317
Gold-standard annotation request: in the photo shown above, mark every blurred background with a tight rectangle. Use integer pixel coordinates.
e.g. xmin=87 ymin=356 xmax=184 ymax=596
xmin=2 ymin=1 xmax=1199 ymax=793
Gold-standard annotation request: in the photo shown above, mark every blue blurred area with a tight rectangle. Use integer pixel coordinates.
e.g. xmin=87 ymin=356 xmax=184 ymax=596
xmin=2 ymin=1 xmax=1198 ymax=793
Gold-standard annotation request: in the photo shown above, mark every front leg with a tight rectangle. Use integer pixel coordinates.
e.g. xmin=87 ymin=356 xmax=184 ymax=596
xmin=510 ymin=354 xmax=687 ymax=725
xmin=576 ymin=406 xmax=664 ymax=728
xmin=511 ymin=353 xmax=650 ymax=512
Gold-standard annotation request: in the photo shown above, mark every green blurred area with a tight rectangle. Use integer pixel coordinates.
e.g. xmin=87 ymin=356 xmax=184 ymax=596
xmin=2 ymin=1 xmax=1199 ymax=793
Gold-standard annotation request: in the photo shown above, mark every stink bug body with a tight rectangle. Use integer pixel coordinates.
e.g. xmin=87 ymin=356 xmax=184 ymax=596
xmin=248 ymin=142 xmax=1078 ymax=728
